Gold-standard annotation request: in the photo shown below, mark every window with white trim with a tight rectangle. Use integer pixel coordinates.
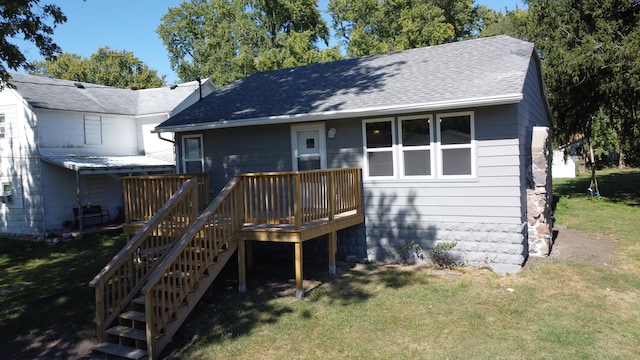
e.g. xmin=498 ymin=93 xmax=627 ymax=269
xmin=399 ymin=115 xmax=434 ymax=177
xmin=363 ymin=118 xmax=395 ymax=178
xmin=0 ymin=114 xmax=7 ymax=139
xmin=363 ymin=111 xmax=475 ymax=180
xmin=182 ymin=135 xmax=204 ymax=173
xmin=437 ymin=112 xmax=475 ymax=178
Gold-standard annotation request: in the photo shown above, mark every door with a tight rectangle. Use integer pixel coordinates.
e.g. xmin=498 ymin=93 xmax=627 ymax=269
xmin=291 ymin=123 xmax=327 ymax=171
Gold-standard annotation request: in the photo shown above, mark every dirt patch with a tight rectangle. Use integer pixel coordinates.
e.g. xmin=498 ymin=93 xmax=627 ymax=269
xmin=524 ymin=224 xmax=616 ymax=268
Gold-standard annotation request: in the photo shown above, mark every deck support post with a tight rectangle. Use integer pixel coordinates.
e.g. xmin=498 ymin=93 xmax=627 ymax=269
xmin=238 ymin=239 xmax=247 ymax=293
xmin=295 ymin=242 xmax=304 ymax=299
xmin=328 ymin=232 xmax=337 ymax=276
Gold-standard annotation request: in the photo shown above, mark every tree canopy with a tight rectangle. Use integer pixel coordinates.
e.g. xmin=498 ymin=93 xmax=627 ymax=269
xmin=328 ymin=0 xmax=493 ymax=57
xmin=525 ymin=0 xmax=640 ymax=166
xmin=29 ymin=47 xmax=166 ymax=89
xmin=0 ymin=0 xmax=66 ymax=88
xmin=157 ymin=0 xmax=341 ymax=86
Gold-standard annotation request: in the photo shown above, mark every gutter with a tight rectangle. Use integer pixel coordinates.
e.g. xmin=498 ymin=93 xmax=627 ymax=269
xmin=152 ymin=93 xmax=524 ymax=133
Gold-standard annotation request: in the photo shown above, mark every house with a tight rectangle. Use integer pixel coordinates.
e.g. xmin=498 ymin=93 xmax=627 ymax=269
xmin=0 ymin=73 xmax=215 ymax=236
xmin=155 ymin=35 xmax=554 ymax=274
xmin=552 ymin=149 xmax=576 ymax=178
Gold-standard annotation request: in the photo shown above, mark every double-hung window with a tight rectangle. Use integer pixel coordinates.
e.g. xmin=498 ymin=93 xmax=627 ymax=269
xmin=363 ymin=111 xmax=475 ymax=180
xmin=363 ymin=118 xmax=395 ymax=178
xmin=437 ymin=112 xmax=475 ymax=178
xmin=399 ymin=115 xmax=434 ymax=178
xmin=182 ymin=135 xmax=204 ymax=173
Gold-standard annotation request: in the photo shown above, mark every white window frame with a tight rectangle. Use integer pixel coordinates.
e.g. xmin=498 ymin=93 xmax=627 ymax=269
xmin=398 ymin=114 xmax=435 ymax=179
xmin=181 ymin=134 xmax=204 ymax=173
xmin=362 ymin=112 xmax=476 ymax=181
xmin=362 ymin=117 xmax=397 ymax=180
xmin=0 ymin=113 xmax=6 ymax=139
xmin=436 ymin=111 xmax=476 ymax=179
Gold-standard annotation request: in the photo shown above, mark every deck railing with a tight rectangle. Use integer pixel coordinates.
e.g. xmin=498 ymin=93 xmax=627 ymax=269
xmin=122 ymin=173 xmax=210 ymax=223
xmin=141 ymin=177 xmax=242 ymax=359
xmin=238 ymin=168 xmax=362 ymax=229
xmin=89 ymin=179 xmax=199 ymax=343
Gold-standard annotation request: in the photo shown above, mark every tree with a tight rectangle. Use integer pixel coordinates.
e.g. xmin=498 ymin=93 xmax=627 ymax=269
xmin=479 ymin=6 xmax=529 ymax=39
xmin=328 ymin=0 xmax=493 ymax=57
xmin=526 ymin=0 xmax=640 ymax=166
xmin=157 ymin=0 xmax=339 ymax=86
xmin=0 ymin=0 xmax=67 ymax=88
xmin=30 ymin=47 xmax=166 ymax=89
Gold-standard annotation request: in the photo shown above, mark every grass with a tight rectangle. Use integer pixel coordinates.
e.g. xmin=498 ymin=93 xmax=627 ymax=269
xmin=2 ymin=169 xmax=640 ymax=359
xmin=0 ymin=232 xmax=126 ymax=356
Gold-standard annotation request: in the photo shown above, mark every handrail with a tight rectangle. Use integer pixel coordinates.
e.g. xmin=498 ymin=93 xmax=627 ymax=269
xmin=141 ymin=177 xmax=242 ymax=359
xmin=238 ymin=168 xmax=361 ymax=229
xmin=89 ymin=179 xmax=199 ymax=343
xmin=122 ymin=173 xmax=210 ymax=223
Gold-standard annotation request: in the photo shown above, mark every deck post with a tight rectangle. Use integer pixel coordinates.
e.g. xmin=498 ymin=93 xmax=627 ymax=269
xmin=238 ymin=239 xmax=247 ymax=293
xmin=328 ymin=231 xmax=337 ymax=276
xmin=294 ymin=242 xmax=304 ymax=298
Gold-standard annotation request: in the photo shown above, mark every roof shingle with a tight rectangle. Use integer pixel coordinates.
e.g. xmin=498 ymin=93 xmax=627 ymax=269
xmin=158 ymin=35 xmax=534 ymax=130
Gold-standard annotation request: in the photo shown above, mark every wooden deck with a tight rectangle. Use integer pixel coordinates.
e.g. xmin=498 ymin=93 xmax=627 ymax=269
xmin=92 ymin=168 xmax=363 ymax=359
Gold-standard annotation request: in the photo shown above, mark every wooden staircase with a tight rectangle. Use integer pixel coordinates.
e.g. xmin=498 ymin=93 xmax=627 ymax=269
xmin=90 ymin=177 xmax=243 ymax=359
xmin=90 ymin=168 xmax=364 ymax=359
xmin=92 ymin=241 xmax=237 ymax=359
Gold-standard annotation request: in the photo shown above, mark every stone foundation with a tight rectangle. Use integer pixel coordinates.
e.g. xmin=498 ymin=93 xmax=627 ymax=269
xmin=364 ymin=222 xmax=528 ymax=274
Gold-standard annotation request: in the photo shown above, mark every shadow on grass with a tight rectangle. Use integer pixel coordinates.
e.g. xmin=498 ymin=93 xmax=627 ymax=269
xmin=554 ymin=169 xmax=640 ymax=206
xmin=0 ymin=233 xmax=126 ymax=359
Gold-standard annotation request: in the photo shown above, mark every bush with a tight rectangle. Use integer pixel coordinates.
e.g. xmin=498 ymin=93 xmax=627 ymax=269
xmin=429 ymin=241 xmax=457 ymax=268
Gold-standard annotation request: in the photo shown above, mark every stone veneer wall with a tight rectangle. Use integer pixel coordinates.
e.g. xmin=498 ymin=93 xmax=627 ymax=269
xmin=358 ymin=222 xmax=527 ymax=274
xmin=527 ymin=126 xmax=553 ymax=256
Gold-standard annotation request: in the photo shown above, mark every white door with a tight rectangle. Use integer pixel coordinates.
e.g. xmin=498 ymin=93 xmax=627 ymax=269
xmin=291 ymin=123 xmax=327 ymax=171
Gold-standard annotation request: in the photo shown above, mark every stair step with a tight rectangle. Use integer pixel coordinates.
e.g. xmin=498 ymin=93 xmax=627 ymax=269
xmin=92 ymin=343 xmax=147 ymax=360
xmin=133 ymin=296 xmax=179 ymax=309
xmin=107 ymin=325 xmax=147 ymax=341
xmin=120 ymin=310 xmax=146 ymax=323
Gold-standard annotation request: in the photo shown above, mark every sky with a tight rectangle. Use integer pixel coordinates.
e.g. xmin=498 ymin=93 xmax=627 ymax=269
xmin=14 ymin=0 xmax=526 ymax=85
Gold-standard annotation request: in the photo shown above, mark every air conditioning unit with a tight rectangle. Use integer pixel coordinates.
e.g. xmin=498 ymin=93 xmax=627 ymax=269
xmin=1 ymin=192 xmax=12 ymax=204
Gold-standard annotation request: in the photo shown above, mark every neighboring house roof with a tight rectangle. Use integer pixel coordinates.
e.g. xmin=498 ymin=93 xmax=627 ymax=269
xmin=8 ymin=73 xmax=208 ymax=116
xmin=40 ymin=153 xmax=174 ymax=175
xmin=156 ymin=35 xmax=539 ymax=133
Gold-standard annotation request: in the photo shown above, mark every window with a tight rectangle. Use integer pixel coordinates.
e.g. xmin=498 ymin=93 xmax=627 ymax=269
xmin=1 ymin=181 xmax=12 ymax=204
xmin=363 ymin=118 xmax=395 ymax=178
xmin=84 ymin=115 xmax=102 ymax=145
xmin=0 ymin=114 xmax=7 ymax=139
xmin=399 ymin=115 xmax=433 ymax=177
xmin=437 ymin=112 xmax=475 ymax=177
xmin=182 ymin=135 xmax=204 ymax=173
xmin=363 ymin=112 xmax=475 ymax=180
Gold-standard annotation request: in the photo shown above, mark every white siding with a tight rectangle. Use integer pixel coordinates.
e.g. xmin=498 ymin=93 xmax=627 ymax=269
xmin=0 ymin=90 xmax=45 ymax=235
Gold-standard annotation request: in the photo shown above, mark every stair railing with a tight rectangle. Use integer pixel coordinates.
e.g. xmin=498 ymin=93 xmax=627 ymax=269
xmin=141 ymin=177 xmax=243 ymax=359
xmin=89 ymin=179 xmax=199 ymax=343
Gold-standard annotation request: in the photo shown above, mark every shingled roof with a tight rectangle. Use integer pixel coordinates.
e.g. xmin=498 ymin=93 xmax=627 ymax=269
xmin=8 ymin=73 xmax=203 ymax=116
xmin=156 ymin=35 xmax=537 ymax=132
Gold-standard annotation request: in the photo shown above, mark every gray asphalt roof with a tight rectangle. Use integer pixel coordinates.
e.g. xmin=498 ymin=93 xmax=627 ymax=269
xmin=157 ymin=35 xmax=535 ymax=130
xmin=8 ymin=73 xmax=202 ymax=116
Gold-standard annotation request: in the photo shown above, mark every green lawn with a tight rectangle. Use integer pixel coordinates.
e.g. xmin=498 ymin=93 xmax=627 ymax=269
xmin=2 ymin=169 xmax=639 ymax=359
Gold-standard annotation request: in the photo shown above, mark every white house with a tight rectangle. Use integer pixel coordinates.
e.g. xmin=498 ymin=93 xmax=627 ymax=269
xmin=0 ymin=73 xmax=215 ymax=236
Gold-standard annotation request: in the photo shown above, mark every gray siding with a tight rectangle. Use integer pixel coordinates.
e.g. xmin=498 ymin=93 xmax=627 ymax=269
xmin=186 ymin=124 xmax=293 ymax=192
xmin=331 ymin=105 xmax=528 ymax=273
